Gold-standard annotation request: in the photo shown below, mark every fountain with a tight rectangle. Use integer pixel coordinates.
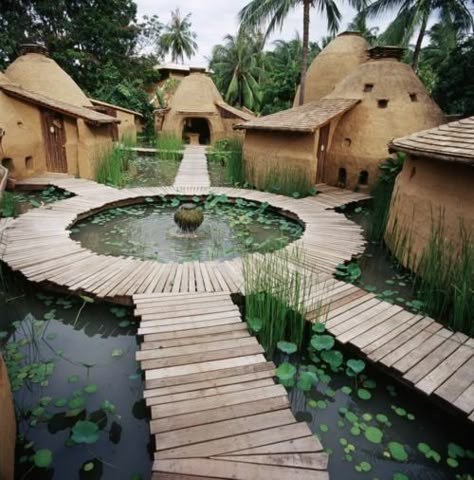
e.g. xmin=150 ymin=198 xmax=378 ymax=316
xmin=173 ymin=203 xmax=204 ymax=233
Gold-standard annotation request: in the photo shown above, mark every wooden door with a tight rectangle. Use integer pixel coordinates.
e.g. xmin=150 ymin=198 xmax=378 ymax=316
xmin=316 ymin=123 xmax=330 ymax=184
xmin=41 ymin=109 xmax=68 ymax=173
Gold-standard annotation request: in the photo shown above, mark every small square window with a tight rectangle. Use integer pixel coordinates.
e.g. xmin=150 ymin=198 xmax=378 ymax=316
xmin=378 ymin=99 xmax=389 ymax=108
xmin=409 ymin=93 xmax=418 ymax=102
xmin=364 ymin=83 xmax=374 ymax=92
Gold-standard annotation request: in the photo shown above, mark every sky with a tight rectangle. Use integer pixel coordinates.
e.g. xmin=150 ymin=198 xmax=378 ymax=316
xmin=135 ymin=0 xmax=391 ymax=66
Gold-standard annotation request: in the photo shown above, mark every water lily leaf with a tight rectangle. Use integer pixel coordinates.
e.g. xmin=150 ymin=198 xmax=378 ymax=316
xmin=357 ymin=388 xmax=372 ymax=400
xmin=247 ymin=317 xmax=262 ymax=333
xmin=447 ymin=457 xmax=459 ymax=468
xmin=276 ymin=341 xmax=297 ymax=355
xmin=33 ymin=449 xmax=53 ymax=468
xmin=341 ymin=386 xmax=352 ymax=395
xmin=84 ymin=384 xmax=98 ymax=394
xmin=388 ymin=441 xmax=408 ymax=461
xmin=346 ymin=359 xmax=366 ymax=375
xmin=68 ymin=397 xmax=85 ymax=410
xmin=311 ymin=334 xmax=335 ymax=351
xmin=54 ymin=398 xmax=67 ymax=408
xmin=101 ymin=400 xmax=116 ymax=414
xmin=393 ymin=474 xmax=409 ymax=480
xmin=364 ymin=426 xmax=383 ymax=444
xmin=320 ymin=424 xmax=329 ymax=432
xmin=297 ymin=371 xmax=318 ymax=392
xmin=83 ymin=462 xmax=94 ymax=472
xmin=275 ymin=362 xmax=296 ymax=387
xmin=68 ymin=375 xmax=79 ymax=384
xmin=118 ymin=320 xmax=130 ymax=328
xmin=111 ymin=348 xmax=124 ymax=358
xmin=311 ymin=322 xmax=326 ymax=333
xmin=321 ymin=350 xmax=343 ymax=369
xmin=80 ymin=295 xmax=94 ymax=304
xmin=71 ymin=421 xmax=100 ymax=445
xmin=447 ymin=442 xmax=465 ymax=459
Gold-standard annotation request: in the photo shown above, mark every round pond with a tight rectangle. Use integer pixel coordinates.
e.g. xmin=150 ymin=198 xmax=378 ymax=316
xmin=70 ymin=196 xmax=303 ymax=263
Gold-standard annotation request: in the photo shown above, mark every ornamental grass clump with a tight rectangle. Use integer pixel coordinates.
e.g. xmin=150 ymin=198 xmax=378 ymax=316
xmin=243 ymin=246 xmax=318 ymax=357
xmin=260 ymin=165 xmax=316 ymax=198
xmin=208 ymin=138 xmax=245 ymax=185
xmin=95 ymin=140 xmax=136 ymax=187
xmin=155 ymin=133 xmax=184 ymax=161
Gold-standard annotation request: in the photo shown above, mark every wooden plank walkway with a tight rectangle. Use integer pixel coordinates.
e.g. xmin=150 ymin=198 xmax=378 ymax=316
xmin=305 ymin=277 xmax=474 ymax=423
xmin=173 ymin=145 xmax=211 ymax=189
xmin=134 ymin=292 xmax=329 ymax=480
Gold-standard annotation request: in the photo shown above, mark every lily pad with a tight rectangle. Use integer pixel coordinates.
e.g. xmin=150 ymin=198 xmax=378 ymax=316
xmin=297 ymin=371 xmax=318 ymax=392
xmin=33 ymin=449 xmax=53 ymax=468
xmin=275 ymin=362 xmax=297 ymax=387
xmin=364 ymin=426 xmax=383 ymax=444
xmin=346 ymin=359 xmax=366 ymax=375
xmin=311 ymin=334 xmax=335 ymax=351
xmin=311 ymin=323 xmax=326 ymax=333
xmin=357 ymin=388 xmax=372 ymax=400
xmin=84 ymin=384 xmax=98 ymax=394
xmin=71 ymin=421 xmax=100 ymax=445
xmin=321 ymin=349 xmax=343 ymax=369
xmin=277 ymin=341 xmax=298 ymax=355
xmin=388 ymin=441 xmax=408 ymax=461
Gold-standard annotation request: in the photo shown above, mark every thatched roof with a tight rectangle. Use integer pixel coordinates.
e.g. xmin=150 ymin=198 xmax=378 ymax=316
xmin=5 ymin=53 xmax=92 ymax=107
xmin=89 ymin=98 xmax=143 ymax=117
xmin=0 ymin=84 xmax=119 ymax=125
xmin=215 ymin=101 xmax=254 ymax=121
xmin=235 ymin=98 xmax=360 ymax=133
xmin=294 ymin=32 xmax=369 ymax=106
xmin=390 ymin=116 xmax=474 ymax=164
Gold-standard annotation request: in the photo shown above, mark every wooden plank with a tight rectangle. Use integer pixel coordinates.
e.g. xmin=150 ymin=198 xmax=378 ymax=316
xmin=434 ymin=356 xmax=474 ymax=404
xmin=215 ymin=453 xmax=328 ymax=470
xmin=228 ymin=436 xmax=321 ymax=455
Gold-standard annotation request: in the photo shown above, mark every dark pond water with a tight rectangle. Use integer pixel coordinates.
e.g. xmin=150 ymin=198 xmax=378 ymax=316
xmin=70 ymin=200 xmax=303 ymax=263
xmin=277 ymin=346 xmax=474 ymax=480
xmin=0 ymin=274 xmax=152 ymax=480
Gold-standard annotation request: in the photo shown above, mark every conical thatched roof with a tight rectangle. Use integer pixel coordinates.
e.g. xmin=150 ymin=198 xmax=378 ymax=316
xmin=294 ymin=32 xmax=369 ymax=106
xmin=168 ymin=72 xmax=223 ymax=114
xmin=6 ymin=53 xmax=92 ymax=107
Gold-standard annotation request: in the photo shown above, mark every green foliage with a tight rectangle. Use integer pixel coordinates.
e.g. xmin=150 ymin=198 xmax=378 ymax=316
xmin=243 ymin=247 xmax=317 ymax=357
xmin=0 ymin=192 xmax=16 ymax=218
xmin=33 ymin=449 xmax=53 ymax=468
xmin=159 ymin=8 xmax=198 ymax=63
xmin=335 ymin=262 xmax=362 ymax=282
xmin=257 ymin=164 xmax=316 ymax=198
xmin=71 ymin=420 xmax=100 ymax=445
xmin=369 ymin=153 xmax=405 ymax=241
xmin=95 ymin=143 xmax=135 ymax=187
xmin=155 ymin=134 xmax=184 ymax=161
xmin=207 ymin=138 xmax=245 ymax=186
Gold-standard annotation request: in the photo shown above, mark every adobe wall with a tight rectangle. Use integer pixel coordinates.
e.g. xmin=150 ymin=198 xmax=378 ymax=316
xmin=0 ymin=354 xmax=16 ymax=480
xmin=243 ymin=130 xmax=316 ymax=189
xmin=161 ymin=113 xmax=226 ymax=144
xmin=385 ymin=154 xmax=474 ymax=271
xmin=76 ymin=120 xmax=113 ymax=180
xmin=0 ymin=93 xmax=46 ymax=180
xmin=116 ymin=110 xmax=137 ymax=141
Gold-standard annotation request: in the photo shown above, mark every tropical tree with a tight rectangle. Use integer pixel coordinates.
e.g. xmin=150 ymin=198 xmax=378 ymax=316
xmin=159 ymin=8 xmax=198 ymax=63
xmin=347 ymin=11 xmax=379 ymax=44
xmin=238 ymin=0 xmax=365 ymax=105
xmin=210 ymin=32 xmax=264 ymax=111
xmin=363 ymin=0 xmax=473 ymax=71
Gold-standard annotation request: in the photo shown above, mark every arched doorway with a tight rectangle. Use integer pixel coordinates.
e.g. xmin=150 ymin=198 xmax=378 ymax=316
xmin=182 ymin=117 xmax=211 ymax=145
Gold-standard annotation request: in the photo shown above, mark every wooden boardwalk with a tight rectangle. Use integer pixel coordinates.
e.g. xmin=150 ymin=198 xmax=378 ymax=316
xmin=174 ymin=145 xmax=211 ymax=189
xmin=306 ymin=277 xmax=474 ymax=423
xmin=135 ymin=292 xmax=329 ymax=479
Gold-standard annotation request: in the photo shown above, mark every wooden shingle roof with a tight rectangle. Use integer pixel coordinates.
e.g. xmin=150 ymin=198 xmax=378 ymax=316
xmin=235 ymin=98 xmax=360 ymax=133
xmin=0 ymin=84 xmax=120 ymax=125
xmin=215 ymin=101 xmax=254 ymax=121
xmin=390 ymin=116 xmax=474 ymax=164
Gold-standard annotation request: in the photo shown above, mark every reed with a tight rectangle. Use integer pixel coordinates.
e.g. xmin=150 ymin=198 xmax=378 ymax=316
xmin=208 ymin=138 xmax=245 ymax=185
xmin=95 ymin=138 xmax=136 ymax=187
xmin=155 ymin=134 xmax=184 ymax=161
xmin=243 ymin=246 xmax=317 ymax=357
xmin=0 ymin=192 xmax=16 ymax=218
xmin=259 ymin=165 xmax=315 ymax=198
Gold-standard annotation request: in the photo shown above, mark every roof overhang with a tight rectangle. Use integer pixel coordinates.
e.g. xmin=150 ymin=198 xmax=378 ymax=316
xmin=1 ymin=84 xmax=120 ymax=125
xmin=89 ymin=98 xmax=143 ymax=117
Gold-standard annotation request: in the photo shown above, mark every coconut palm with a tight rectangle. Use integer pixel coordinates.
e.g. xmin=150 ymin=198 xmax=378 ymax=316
xmin=239 ymin=0 xmax=365 ymax=105
xmin=364 ymin=0 xmax=473 ymax=71
xmin=159 ymin=8 xmax=198 ymax=63
xmin=347 ymin=11 xmax=379 ymax=44
xmin=210 ymin=32 xmax=264 ymax=111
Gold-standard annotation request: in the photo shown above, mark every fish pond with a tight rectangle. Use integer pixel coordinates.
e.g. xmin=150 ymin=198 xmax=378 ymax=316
xmin=0 ymin=274 xmax=152 ymax=480
xmin=70 ymin=195 xmax=303 ymax=263
xmin=271 ymin=323 xmax=474 ymax=480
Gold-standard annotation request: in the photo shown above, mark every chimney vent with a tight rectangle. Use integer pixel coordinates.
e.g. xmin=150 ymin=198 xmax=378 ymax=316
xmin=19 ymin=43 xmax=49 ymax=56
xmin=368 ymin=46 xmax=404 ymax=61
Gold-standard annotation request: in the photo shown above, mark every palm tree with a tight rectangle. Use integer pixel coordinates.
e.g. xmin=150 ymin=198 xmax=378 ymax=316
xmin=347 ymin=11 xmax=379 ymax=44
xmin=209 ymin=32 xmax=264 ymax=111
xmin=364 ymin=0 xmax=473 ymax=71
xmin=159 ymin=8 xmax=198 ymax=63
xmin=239 ymin=0 xmax=365 ymax=105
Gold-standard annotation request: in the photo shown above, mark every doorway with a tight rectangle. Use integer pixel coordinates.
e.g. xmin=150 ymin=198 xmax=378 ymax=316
xmin=315 ymin=123 xmax=330 ymax=183
xmin=41 ymin=109 xmax=68 ymax=173
xmin=182 ymin=117 xmax=211 ymax=145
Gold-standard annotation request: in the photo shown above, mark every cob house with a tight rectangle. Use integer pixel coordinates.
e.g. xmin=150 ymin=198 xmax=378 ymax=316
xmin=0 ymin=45 xmax=121 ymax=181
xmin=156 ymin=71 xmax=254 ymax=144
xmin=385 ymin=116 xmax=474 ymax=273
xmin=238 ymin=40 xmax=445 ymax=191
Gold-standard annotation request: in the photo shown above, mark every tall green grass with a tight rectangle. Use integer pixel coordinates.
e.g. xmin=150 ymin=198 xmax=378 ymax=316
xmin=388 ymin=213 xmax=474 ymax=336
xmin=208 ymin=138 xmax=245 ymax=186
xmin=0 ymin=192 xmax=16 ymax=218
xmin=155 ymin=134 xmax=184 ymax=161
xmin=243 ymin=247 xmax=318 ymax=357
xmin=369 ymin=153 xmax=405 ymax=241
xmin=260 ymin=165 xmax=315 ymax=198
xmin=95 ymin=144 xmax=135 ymax=187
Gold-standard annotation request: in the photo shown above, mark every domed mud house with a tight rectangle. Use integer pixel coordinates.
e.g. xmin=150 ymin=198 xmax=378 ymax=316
xmin=385 ymin=116 xmax=474 ymax=271
xmin=0 ymin=45 xmax=134 ymax=181
xmin=155 ymin=69 xmax=254 ymax=145
xmin=238 ymin=38 xmax=445 ymax=191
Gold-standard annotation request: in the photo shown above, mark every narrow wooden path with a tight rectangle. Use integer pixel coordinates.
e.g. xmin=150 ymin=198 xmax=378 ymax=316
xmin=173 ymin=145 xmax=211 ymax=190
xmin=135 ymin=292 xmax=329 ymax=479
xmin=305 ymin=277 xmax=474 ymax=423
